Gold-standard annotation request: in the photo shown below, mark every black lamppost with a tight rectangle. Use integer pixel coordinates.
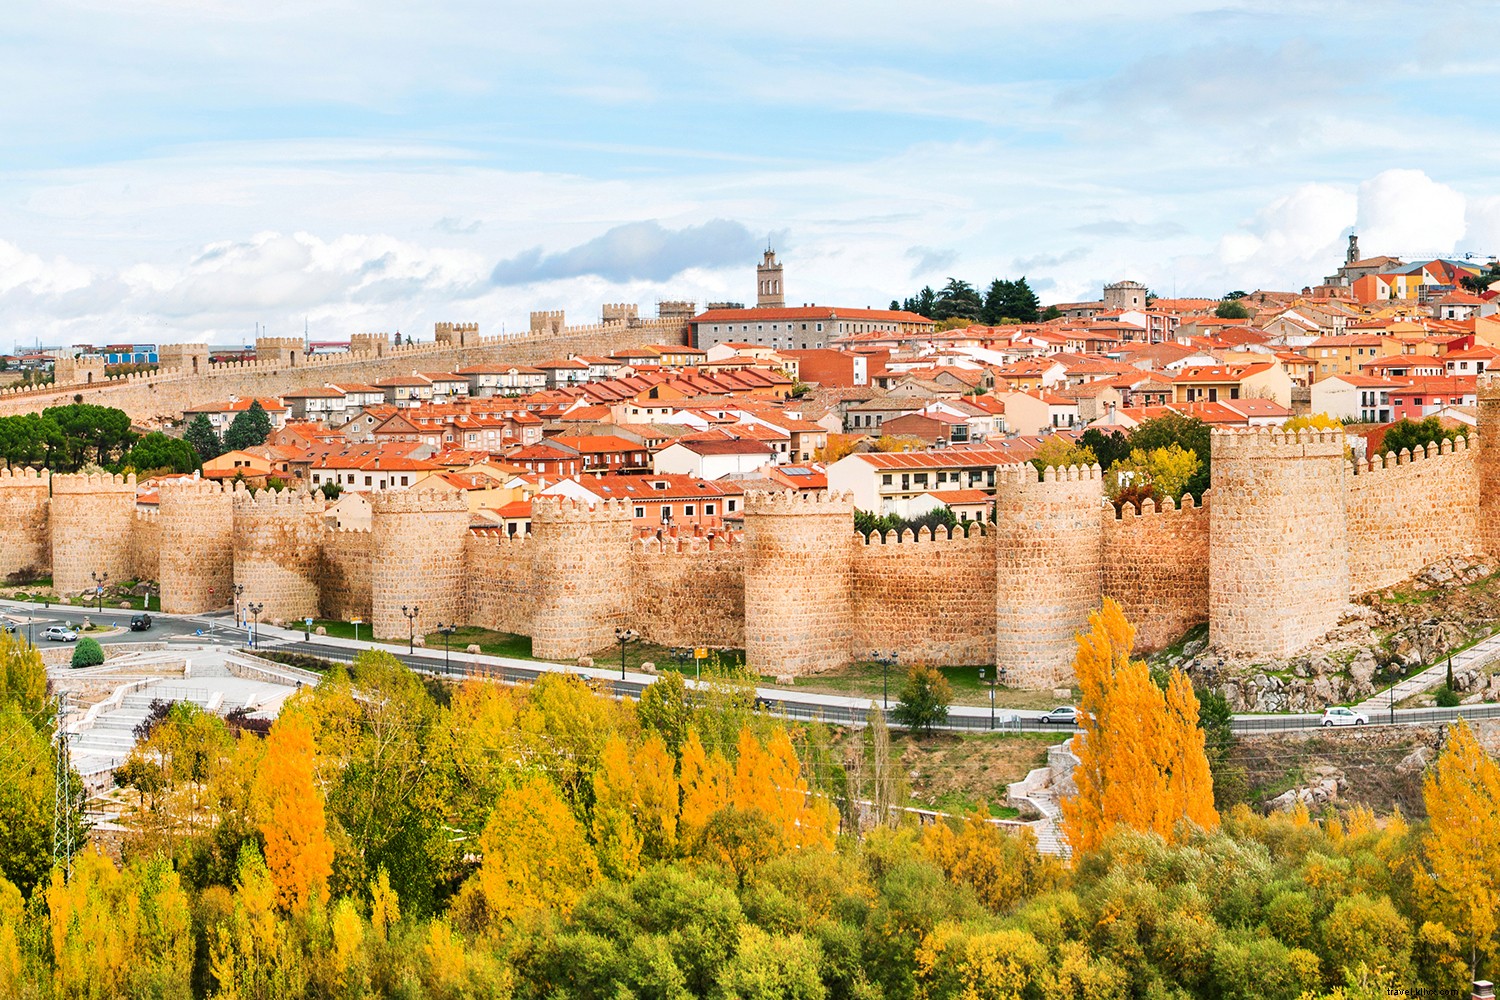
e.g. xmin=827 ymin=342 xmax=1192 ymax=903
xmin=672 ymin=647 xmax=692 ymax=679
xmin=247 ymin=602 xmax=263 ymax=649
xmin=91 ymin=570 xmax=108 ymax=613
xmin=980 ymin=665 xmax=1007 ymax=730
xmin=616 ymin=627 xmax=639 ymax=680
xmin=873 ymin=651 xmax=898 ymax=709
xmin=437 ymin=621 xmax=457 ymax=673
xmin=233 ymin=583 xmax=245 ymax=626
xmin=401 ymin=605 xmax=420 ymax=654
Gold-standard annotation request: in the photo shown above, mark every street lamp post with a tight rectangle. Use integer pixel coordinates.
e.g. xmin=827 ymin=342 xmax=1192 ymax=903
xmin=401 ymin=605 xmax=420 ymax=654
xmin=437 ymin=622 xmax=457 ymax=673
xmin=615 ymin=627 xmax=639 ymax=681
xmin=247 ymin=602 xmax=263 ymax=650
xmin=90 ymin=570 xmax=108 ymax=613
xmin=233 ymin=583 xmax=244 ymax=627
xmin=873 ymin=651 xmax=898 ymax=709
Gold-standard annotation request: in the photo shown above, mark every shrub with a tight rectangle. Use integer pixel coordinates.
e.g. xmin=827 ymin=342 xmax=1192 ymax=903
xmin=892 ymin=664 xmax=951 ymax=736
xmin=71 ymin=637 xmax=105 ymax=668
xmin=1434 ymin=686 xmax=1460 ymax=708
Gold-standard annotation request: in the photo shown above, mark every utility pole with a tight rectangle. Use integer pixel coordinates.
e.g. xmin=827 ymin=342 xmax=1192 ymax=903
xmin=53 ymin=692 xmax=75 ymax=879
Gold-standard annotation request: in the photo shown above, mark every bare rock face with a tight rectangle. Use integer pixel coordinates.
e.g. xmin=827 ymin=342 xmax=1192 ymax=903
xmin=1266 ymin=768 xmax=1346 ymax=812
xmin=1348 ymin=652 xmax=1378 ymax=697
xmin=1396 ymin=746 xmax=1435 ymax=775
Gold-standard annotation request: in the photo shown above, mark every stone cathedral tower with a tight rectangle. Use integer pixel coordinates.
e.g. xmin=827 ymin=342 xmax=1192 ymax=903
xmin=756 ymin=247 xmax=785 ymax=307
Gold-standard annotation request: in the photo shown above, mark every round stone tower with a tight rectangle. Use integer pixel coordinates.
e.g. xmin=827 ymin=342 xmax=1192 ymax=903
xmin=370 ymin=488 xmax=470 ymax=640
xmin=0 ymin=467 xmax=50 ymax=582
xmin=993 ymin=463 xmax=1106 ymax=689
xmin=158 ymin=478 xmax=235 ymax=614
xmin=1478 ymin=375 xmax=1500 ymax=558
xmin=233 ymin=486 xmax=326 ymax=622
xmin=528 ymin=496 xmax=634 ymax=661
xmin=51 ymin=472 xmax=137 ymax=598
xmin=1209 ymin=428 xmax=1349 ymax=657
xmin=742 ymin=490 xmax=855 ymax=677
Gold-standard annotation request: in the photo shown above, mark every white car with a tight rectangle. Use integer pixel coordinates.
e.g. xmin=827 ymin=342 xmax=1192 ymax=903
xmin=1321 ymin=706 xmax=1367 ymax=727
xmin=1038 ymin=706 xmax=1079 ymax=726
xmin=42 ymin=626 xmax=79 ymax=643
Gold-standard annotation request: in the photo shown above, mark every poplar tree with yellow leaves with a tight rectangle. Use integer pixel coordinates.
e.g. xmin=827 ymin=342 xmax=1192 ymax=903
xmin=252 ymin=701 xmax=334 ymax=913
xmin=1061 ymin=598 xmax=1218 ymax=857
xmin=1420 ymin=717 xmax=1500 ymax=979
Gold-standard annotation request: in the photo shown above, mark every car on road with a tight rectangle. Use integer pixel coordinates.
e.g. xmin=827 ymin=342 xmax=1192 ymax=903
xmin=1321 ymin=706 xmax=1368 ymax=727
xmin=129 ymin=614 xmax=153 ymax=631
xmin=42 ymin=626 xmax=79 ymax=643
xmin=0 ymin=624 xmax=16 ymax=635
xmin=1038 ymin=706 xmax=1079 ymax=725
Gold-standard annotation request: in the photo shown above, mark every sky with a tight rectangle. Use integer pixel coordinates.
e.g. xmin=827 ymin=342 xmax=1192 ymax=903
xmin=3 ymin=0 xmax=1500 ymax=350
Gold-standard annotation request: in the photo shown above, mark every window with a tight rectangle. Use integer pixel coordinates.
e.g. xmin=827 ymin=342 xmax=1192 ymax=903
xmin=400 ymin=476 xmax=409 ymax=486
xmin=684 ymin=504 xmax=695 ymax=516
xmin=364 ymin=476 xmax=372 ymax=486
xmin=882 ymin=474 xmax=893 ymax=485
xmin=661 ymin=505 xmax=673 ymax=520
xmin=705 ymin=503 xmax=715 ymax=515
xmin=634 ymin=506 xmax=645 ymax=518
xmin=727 ymin=499 xmax=738 ymax=512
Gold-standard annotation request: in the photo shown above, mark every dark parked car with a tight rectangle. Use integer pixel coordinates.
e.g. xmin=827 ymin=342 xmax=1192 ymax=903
xmin=0 ymin=624 xmax=17 ymax=635
xmin=129 ymin=614 xmax=153 ymax=631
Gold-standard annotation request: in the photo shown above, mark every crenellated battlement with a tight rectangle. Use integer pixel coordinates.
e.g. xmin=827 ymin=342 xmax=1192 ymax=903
xmin=51 ymin=472 xmax=136 ymax=493
xmin=158 ymin=477 xmax=233 ymax=499
xmin=1210 ymin=425 xmax=1347 ymax=460
xmin=530 ymin=495 xmax=633 ymax=522
xmin=0 ymin=466 xmax=48 ymax=484
xmin=469 ymin=528 xmax=532 ymax=545
xmin=858 ymin=522 xmax=991 ymax=545
xmin=1347 ymin=433 xmax=1472 ymax=476
xmin=743 ymin=489 xmax=853 ymax=514
xmin=1111 ymin=492 xmax=1209 ymax=519
xmin=231 ymin=485 xmax=325 ymax=512
xmin=633 ymin=532 xmax=744 ymax=555
xmin=369 ymin=488 xmax=469 ymax=515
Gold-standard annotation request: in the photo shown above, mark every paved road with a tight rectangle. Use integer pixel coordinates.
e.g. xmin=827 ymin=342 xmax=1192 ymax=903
xmin=10 ymin=599 xmax=1498 ymax=735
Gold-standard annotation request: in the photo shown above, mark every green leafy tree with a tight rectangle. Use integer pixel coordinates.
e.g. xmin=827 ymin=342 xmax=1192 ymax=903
xmin=854 ymin=506 xmax=959 ymax=539
xmin=1380 ymin=416 xmax=1466 ymax=457
xmin=1215 ymin=299 xmax=1251 ymax=320
xmin=1030 ymin=436 xmax=1097 ymax=477
xmin=223 ymin=401 xmax=273 ymax=451
xmin=320 ymin=481 xmax=342 ymax=500
xmin=1041 ymin=304 xmax=1062 ymax=321
xmin=72 ymin=636 xmax=105 ymax=668
xmin=0 ymin=413 xmax=65 ymax=469
xmin=891 ymin=664 xmax=951 ymax=736
xmin=982 ymin=276 xmax=1042 ymax=324
xmin=40 ymin=403 xmax=136 ymax=469
xmin=1127 ymin=413 xmax=1211 ymax=499
xmin=932 ymin=279 xmax=982 ymax=323
xmin=184 ymin=413 xmax=223 ymax=462
xmin=120 ymin=432 xmax=200 ymax=475
xmin=1079 ymin=427 xmax=1131 ymax=471
xmin=638 ymin=670 xmax=693 ymax=757
xmin=902 ymin=286 xmax=938 ymax=318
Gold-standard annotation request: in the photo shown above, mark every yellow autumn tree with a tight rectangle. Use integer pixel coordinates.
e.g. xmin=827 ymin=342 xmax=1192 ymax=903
xmin=1061 ymin=598 xmax=1218 ymax=857
xmin=252 ymin=700 xmax=334 ymax=912
xmin=475 ymin=775 xmax=599 ymax=927
xmin=592 ymin=736 xmax=645 ymax=879
xmin=1419 ymin=718 xmax=1500 ymax=976
xmin=679 ymin=728 xmax=731 ymax=844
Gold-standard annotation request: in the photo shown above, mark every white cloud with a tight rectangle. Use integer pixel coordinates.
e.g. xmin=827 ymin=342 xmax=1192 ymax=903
xmin=1355 ymin=169 xmax=1467 ymax=257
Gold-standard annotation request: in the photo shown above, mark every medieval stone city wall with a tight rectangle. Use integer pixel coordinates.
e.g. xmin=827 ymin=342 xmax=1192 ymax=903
xmin=1102 ymin=495 xmax=1211 ymax=654
xmin=1210 ymin=429 xmax=1351 ymax=658
xmin=49 ymin=473 xmax=137 ymax=597
xmin=318 ymin=529 xmax=373 ymax=624
xmin=851 ymin=525 xmax=996 ymax=666
xmin=128 ymin=511 xmax=160 ymax=584
xmin=527 ymin=497 xmax=634 ymax=661
xmin=0 ymin=317 xmax=690 ymax=421
xmin=630 ymin=535 xmax=747 ymax=651
xmin=1345 ymin=438 xmax=1480 ymax=595
xmin=370 ymin=489 xmax=470 ymax=641
xmin=0 ymin=468 xmax=50 ymax=581
xmin=993 ymin=464 xmax=1105 ymax=689
xmin=157 ymin=479 xmax=235 ymax=615
xmin=232 ymin=488 xmax=328 ymax=622
xmin=743 ymin=492 xmax=855 ymax=678
xmin=463 ymin=531 xmax=538 ymax=637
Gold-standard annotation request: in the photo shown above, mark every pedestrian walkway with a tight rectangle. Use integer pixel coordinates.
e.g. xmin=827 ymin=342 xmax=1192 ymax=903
xmin=1353 ymin=629 xmax=1500 ymax=716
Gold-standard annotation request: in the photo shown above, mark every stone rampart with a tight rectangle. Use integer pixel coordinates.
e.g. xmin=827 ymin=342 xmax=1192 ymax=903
xmin=1210 ymin=429 xmax=1350 ymax=657
xmin=743 ymin=491 xmax=855 ymax=677
xmin=529 ymin=497 xmax=634 ymax=660
xmin=463 ymin=530 xmax=537 ymax=636
xmin=630 ymin=533 xmax=746 ymax=650
xmin=128 ymin=510 xmax=160 ymax=583
xmin=1102 ymin=495 xmax=1210 ymax=653
xmin=852 ymin=524 xmax=996 ymax=665
xmin=1346 ymin=438 xmax=1480 ymax=595
xmin=0 ymin=316 xmax=690 ymax=421
xmin=1477 ymin=377 xmax=1500 ymax=557
xmin=370 ymin=489 xmax=470 ymax=640
xmin=50 ymin=473 xmax=136 ymax=597
xmin=233 ymin=487 xmax=327 ymax=621
xmin=157 ymin=479 xmax=235 ymax=614
xmin=0 ymin=467 xmax=50 ymax=581
xmin=994 ymin=464 xmax=1106 ymax=689
xmin=318 ymin=529 xmax=373 ymax=623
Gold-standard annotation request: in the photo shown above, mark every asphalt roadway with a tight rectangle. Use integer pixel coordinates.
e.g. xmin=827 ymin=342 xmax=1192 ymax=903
xmin=6 ymin=599 xmax=1496 ymax=735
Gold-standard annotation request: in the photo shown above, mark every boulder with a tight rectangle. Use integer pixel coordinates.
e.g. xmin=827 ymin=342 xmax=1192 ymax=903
xmin=1348 ymin=652 xmax=1377 ymax=696
xmin=315 ymin=626 xmax=327 ymax=636
xmin=640 ymin=661 xmax=657 ymax=674
xmin=119 ymin=602 xmax=132 ymax=610
xmin=466 ymin=644 xmax=482 ymax=655
xmin=577 ymin=656 xmax=594 ymax=669
xmin=1396 ymin=746 xmax=1434 ymax=775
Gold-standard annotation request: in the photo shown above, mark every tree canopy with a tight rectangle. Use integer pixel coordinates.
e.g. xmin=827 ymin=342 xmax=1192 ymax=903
xmin=223 ymin=401 xmax=273 ymax=451
xmin=898 ymin=275 xmax=1043 ymax=324
xmin=1380 ymin=416 xmax=1467 ymax=458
